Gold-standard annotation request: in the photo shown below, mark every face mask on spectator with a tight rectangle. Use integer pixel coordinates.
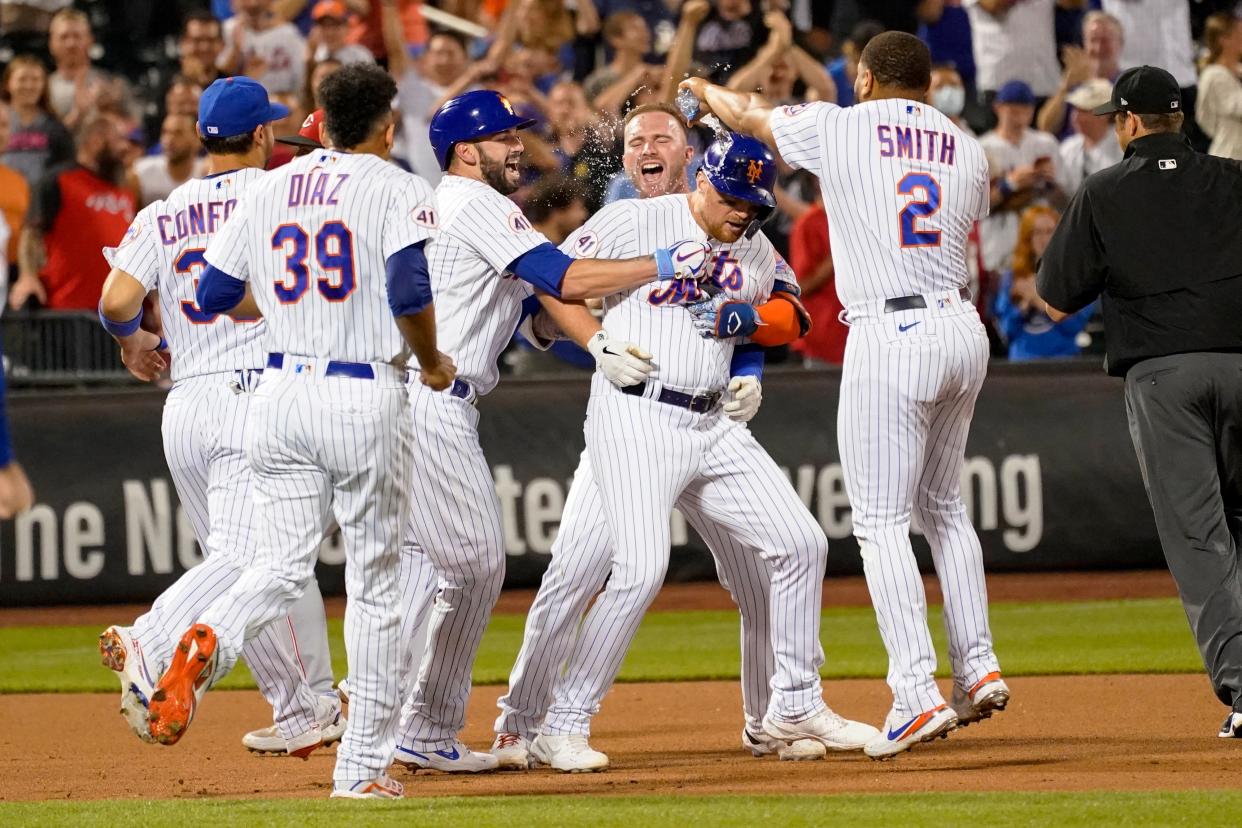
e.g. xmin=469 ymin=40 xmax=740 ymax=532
xmin=931 ymin=85 xmax=966 ymax=118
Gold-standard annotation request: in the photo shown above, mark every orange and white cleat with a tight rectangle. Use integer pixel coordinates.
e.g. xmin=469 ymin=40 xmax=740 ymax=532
xmin=330 ymin=775 xmax=404 ymax=799
xmin=951 ymin=672 xmax=1010 ymax=727
xmin=147 ymin=623 xmax=218 ymax=746
xmin=864 ymin=704 xmax=958 ymax=760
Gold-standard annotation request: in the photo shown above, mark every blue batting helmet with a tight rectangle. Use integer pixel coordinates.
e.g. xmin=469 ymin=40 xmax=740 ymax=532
xmin=428 ymin=90 xmax=537 ymax=170
xmin=701 ymin=133 xmax=778 ymax=227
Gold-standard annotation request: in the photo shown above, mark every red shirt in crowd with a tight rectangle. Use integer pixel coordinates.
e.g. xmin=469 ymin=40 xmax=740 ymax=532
xmin=28 ymin=164 xmax=135 ymax=310
xmin=788 ymin=202 xmax=848 ymax=365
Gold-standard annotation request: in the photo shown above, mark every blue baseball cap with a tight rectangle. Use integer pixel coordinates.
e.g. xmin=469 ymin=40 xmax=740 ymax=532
xmin=198 ymin=77 xmax=290 ymax=139
xmin=995 ymin=80 xmax=1036 ymax=106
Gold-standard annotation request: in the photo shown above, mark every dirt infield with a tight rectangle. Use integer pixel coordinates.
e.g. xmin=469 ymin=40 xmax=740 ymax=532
xmin=3 ymin=674 xmax=1238 ymax=802
xmin=0 ymin=570 xmax=1179 ymax=627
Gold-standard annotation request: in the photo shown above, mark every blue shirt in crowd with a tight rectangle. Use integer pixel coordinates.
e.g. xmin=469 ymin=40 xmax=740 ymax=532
xmin=993 ymin=271 xmax=1096 ymax=361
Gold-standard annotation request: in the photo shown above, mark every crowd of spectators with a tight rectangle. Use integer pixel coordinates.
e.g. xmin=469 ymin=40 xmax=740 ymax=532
xmin=2 ymin=0 xmax=1241 ymax=373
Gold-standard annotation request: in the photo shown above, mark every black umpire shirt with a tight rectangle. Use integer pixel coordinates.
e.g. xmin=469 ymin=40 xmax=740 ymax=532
xmin=1036 ymin=132 xmax=1242 ymax=377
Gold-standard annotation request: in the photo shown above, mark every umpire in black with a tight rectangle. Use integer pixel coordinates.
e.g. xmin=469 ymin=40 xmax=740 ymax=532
xmin=1037 ymin=65 xmax=1242 ymax=740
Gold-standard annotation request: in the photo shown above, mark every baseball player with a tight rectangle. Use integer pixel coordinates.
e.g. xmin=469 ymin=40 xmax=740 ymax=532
xmin=97 ymin=77 xmax=343 ymax=758
xmin=681 ymin=30 xmax=1010 ymax=760
xmin=494 ymin=133 xmax=879 ymax=773
xmin=384 ymin=89 xmax=716 ymax=774
xmin=138 ymin=64 xmax=453 ymax=800
xmin=493 ymin=108 xmax=825 ymax=768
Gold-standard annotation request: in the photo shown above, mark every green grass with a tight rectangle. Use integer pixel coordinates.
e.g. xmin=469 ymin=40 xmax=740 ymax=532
xmin=2 ymin=792 xmax=1241 ymax=827
xmin=0 ymin=598 xmax=1199 ymax=694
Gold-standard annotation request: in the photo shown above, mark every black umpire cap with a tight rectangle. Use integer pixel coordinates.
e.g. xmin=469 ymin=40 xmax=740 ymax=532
xmin=1092 ymin=65 xmax=1182 ymax=116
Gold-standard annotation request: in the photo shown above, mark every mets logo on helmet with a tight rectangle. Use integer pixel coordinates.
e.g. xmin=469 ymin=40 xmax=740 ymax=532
xmin=746 ymin=160 xmax=764 ymax=184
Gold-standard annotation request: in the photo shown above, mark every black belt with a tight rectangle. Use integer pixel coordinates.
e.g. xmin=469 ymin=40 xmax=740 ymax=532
xmin=883 ymin=287 xmax=972 ymax=313
xmin=621 ymin=382 xmax=720 ymax=413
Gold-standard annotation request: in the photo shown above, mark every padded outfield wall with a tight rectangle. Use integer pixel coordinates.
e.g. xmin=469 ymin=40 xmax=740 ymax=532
xmin=0 ymin=361 xmax=1159 ymax=605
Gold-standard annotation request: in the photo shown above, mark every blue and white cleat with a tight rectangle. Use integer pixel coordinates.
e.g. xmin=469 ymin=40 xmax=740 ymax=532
xmin=864 ymin=704 xmax=958 ymax=760
xmin=98 ymin=625 xmax=158 ymax=744
xmin=395 ymin=740 xmax=499 ymax=773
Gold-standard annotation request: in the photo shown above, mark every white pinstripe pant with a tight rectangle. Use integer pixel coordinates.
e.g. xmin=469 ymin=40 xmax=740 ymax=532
xmin=839 ymin=303 xmax=1001 ymax=717
xmin=496 ymin=448 xmax=779 ymax=739
xmin=196 ymin=364 xmax=413 ymax=784
xmin=129 ymin=372 xmax=331 ymax=741
xmin=395 ymin=384 xmax=505 ymax=751
xmin=533 ymin=389 xmax=828 ymax=735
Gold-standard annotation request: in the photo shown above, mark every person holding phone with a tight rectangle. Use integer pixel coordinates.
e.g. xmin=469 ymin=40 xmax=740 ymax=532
xmin=978 ymin=79 xmax=1068 ymax=280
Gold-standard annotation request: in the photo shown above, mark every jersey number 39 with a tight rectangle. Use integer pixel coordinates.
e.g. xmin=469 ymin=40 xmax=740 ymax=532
xmin=897 ymin=172 xmax=941 ymax=248
xmin=271 ymin=221 xmax=356 ymax=303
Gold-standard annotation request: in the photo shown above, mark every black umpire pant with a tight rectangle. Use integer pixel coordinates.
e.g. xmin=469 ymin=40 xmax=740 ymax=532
xmin=1126 ymin=352 xmax=1242 ymax=713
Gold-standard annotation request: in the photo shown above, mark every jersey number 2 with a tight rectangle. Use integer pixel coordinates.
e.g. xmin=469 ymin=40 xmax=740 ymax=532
xmin=897 ymin=172 xmax=941 ymax=248
xmin=271 ymin=221 xmax=356 ymax=304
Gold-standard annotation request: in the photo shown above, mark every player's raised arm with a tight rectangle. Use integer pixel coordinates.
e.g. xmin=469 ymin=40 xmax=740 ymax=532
xmin=678 ymin=77 xmax=779 ymax=152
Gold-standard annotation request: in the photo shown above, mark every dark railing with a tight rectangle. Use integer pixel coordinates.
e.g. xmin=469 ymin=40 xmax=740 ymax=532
xmin=3 ymin=311 xmax=131 ymax=387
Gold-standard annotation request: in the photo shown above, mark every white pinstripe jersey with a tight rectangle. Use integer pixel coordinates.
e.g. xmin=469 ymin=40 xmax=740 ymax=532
xmin=204 ymin=151 xmax=437 ymax=365
xmin=564 ymin=193 xmax=791 ymax=393
xmin=426 ymin=175 xmax=548 ymax=395
xmin=104 ymin=168 xmax=267 ymax=381
xmin=769 ymin=99 xmax=989 ymax=309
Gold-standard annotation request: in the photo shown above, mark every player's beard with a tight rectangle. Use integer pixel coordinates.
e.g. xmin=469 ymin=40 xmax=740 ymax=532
xmin=480 ymin=152 xmax=520 ymax=195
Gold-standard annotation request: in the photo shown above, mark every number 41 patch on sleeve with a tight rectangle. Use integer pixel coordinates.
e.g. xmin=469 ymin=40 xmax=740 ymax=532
xmin=412 ymin=205 xmax=438 ymax=228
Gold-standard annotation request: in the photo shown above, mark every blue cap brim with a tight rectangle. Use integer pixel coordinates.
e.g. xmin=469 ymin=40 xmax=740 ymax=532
xmin=710 ymin=174 xmax=777 ymax=210
xmin=266 ymin=102 xmax=292 ymax=124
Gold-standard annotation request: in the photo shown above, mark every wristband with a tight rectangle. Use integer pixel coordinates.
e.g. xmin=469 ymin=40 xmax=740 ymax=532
xmin=98 ymin=301 xmax=142 ymax=338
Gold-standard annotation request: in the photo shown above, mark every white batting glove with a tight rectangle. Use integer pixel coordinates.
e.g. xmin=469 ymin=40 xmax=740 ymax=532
xmin=723 ymin=376 xmax=762 ymax=423
xmin=587 ymin=330 xmax=654 ymax=388
xmin=655 ymin=240 xmax=713 ymax=282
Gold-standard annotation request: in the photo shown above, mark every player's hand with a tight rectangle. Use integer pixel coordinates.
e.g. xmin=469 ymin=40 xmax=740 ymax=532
xmin=9 ymin=273 xmax=46 ymax=310
xmin=587 ymin=330 xmax=653 ymax=388
xmin=419 ymin=351 xmax=457 ymax=391
xmin=677 ymin=77 xmax=713 ymax=118
xmin=120 ymin=329 xmax=168 ymax=383
xmin=700 ymin=299 xmax=760 ymax=339
xmin=0 ymin=461 xmax=34 ymax=519
xmin=723 ymin=376 xmax=762 ymax=423
xmin=655 ymin=240 xmax=712 ymax=283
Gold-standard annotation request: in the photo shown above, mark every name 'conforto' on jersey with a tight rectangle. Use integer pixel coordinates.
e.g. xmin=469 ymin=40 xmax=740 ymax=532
xmin=875 ymin=125 xmax=957 ymax=166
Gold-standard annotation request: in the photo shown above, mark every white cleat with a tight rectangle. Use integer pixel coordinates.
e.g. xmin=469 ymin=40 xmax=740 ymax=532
xmin=528 ymin=733 xmax=609 ymax=773
xmin=330 ymin=775 xmax=403 ymax=799
xmin=1218 ymin=712 xmax=1242 ymax=739
xmin=741 ymin=728 xmax=826 ymax=761
xmin=864 ymin=705 xmax=959 ymax=760
xmin=491 ymin=732 xmax=531 ymax=769
xmin=98 ymin=625 xmax=157 ymax=744
xmin=950 ymin=672 xmax=1010 ymax=727
xmin=763 ymin=706 xmax=879 ymax=752
xmin=395 ymin=740 xmax=500 ymax=773
xmin=242 ymin=695 xmax=347 ymax=758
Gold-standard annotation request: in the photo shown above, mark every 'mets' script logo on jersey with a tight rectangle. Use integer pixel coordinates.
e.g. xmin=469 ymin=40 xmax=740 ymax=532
xmin=647 ymin=252 xmax=743 ymax=306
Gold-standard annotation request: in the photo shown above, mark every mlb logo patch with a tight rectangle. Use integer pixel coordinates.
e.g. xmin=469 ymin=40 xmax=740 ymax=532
xmin=1158 ymin=159 xmax=1177 ymax=170
xmin=206 ymin=126 xmax=218 ymax=134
